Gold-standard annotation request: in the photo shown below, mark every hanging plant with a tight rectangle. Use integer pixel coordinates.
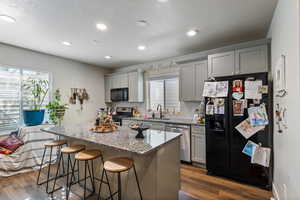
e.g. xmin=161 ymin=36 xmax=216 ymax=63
xmin=46 ymin=89 xmax=68 ymax=124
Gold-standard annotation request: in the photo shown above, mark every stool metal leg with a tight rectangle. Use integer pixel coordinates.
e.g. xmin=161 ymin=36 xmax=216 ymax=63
xmin=104 ymin=169 xmax=113 ymax=198
xmin=45 ymin=146 xmax=53 ymax=193
xmin=84 ymin=160 xmax=87 ymax=200
xmin=37 ymin=146 xmax=47 ymax=185
xmin=51 ymin=151 xmax=63 ymax=194
xmin=77 ymin=158 xmax=80 ymax=183
xmin=98 ymin=169 xmax=105 ymax=200
xmin=87 ymin=160 xmax=95 ymax=193
xmin=118 ymin=172 xmax=122 ymax=200
xmin=133 ymin=164 xmax=143 ymax=200
xmin=67 ymin=159 xmax=77 ymax=200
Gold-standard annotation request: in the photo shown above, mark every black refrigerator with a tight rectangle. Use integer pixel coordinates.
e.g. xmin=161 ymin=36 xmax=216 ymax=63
xmin=205 ymin=72 xmax=272 ymax=190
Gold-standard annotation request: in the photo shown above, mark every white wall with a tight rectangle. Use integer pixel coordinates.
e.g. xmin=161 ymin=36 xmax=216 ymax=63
xmin=0 ymin=43 xmax=110 ymax=126
xmin=267 ymin=0 xmax=300 ymax=199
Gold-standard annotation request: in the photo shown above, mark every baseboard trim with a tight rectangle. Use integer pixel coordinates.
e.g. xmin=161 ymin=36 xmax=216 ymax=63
xmin=273 ymin=183 xmax=280 ymax=200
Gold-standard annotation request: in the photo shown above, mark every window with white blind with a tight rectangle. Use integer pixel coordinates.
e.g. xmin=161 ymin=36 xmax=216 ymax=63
xmin=0 ymin=66 xmax=50 ymax=134
xmin=148 ymin=77 xmax=180 ymax=112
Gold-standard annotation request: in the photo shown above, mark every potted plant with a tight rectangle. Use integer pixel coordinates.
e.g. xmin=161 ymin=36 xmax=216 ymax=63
xmin=46 ymin=89 xmax=68 ymax=125
xmin=23 ymin=78 xmax=49 ymax=126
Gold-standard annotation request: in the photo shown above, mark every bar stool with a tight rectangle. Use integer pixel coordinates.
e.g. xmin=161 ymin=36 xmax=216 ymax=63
xmin=67 ymin=149 xmax=111 ymax=200
xmin=36 ymin=140 xmax=68 ymax=194
xmin=101 ymin=157 xmax=143 ymax=200
xmin=52 ymin=144 xmax=86 ymax=195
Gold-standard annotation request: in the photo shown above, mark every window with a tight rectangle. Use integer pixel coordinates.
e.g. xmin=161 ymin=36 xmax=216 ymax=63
xmin=0 ymin=66 xmax=50 ymax=134
xmin=148 ymin=77 xmax=180 ymax=112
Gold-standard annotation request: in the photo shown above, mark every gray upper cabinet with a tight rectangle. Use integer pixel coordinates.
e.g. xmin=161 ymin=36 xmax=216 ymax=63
xmin=195 ymin=61 xmax=208 ymax=100
xmin=128 ymin=71 xmax=144 ymax=102
xmin=104 ymin=76 xmax=112 ymax=103
xmin=235 ymin=45 xmax=268 ymax=74
xmin=180 ymin=64 xmax=195 ymax=101
xmin=208 ymin=51 xmax=235 ymax=77
xmin=111 ymin=73 xmax=128 ymax=89
xmin=180 ymin=60 xmax=208 ymax=101
xmin=208 ymin=45 xmax=268 ymax=77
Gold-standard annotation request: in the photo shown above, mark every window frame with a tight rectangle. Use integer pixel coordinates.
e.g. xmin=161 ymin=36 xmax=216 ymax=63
xmin=147 ymin=76 xmax=180 ymax=112
xmin=0 ymin=64 xmax=52 ymax=135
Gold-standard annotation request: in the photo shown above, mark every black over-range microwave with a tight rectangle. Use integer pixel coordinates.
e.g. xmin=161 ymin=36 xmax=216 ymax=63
xmin=111 ymin=88 xmax=128 ymax=102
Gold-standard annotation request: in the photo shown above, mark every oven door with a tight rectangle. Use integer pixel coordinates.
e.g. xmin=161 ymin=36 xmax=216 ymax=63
xmin=111 ymin=88 xmax=128 ymax=102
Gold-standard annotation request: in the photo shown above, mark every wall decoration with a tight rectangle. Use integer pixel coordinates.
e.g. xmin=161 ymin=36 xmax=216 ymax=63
xmin=275 ymin=103 xmax=288 ymax=133
xmin=275 ymin=55 xmax=287 ymax=97
xmin=69 ymin=88 xmax=89 ymax=110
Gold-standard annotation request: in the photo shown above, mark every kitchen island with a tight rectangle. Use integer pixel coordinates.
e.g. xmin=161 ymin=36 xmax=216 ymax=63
xmin=42 ymin=125 xmax=181 ymax=200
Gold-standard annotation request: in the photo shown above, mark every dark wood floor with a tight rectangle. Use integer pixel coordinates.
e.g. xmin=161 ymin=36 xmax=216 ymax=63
xmin=0 ymin=164 xmax=272 ymax=200
xmin=181 ymin=165 xmax=272 ymax=200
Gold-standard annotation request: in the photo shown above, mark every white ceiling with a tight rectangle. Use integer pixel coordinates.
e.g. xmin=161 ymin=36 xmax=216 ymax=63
xmin=0 ymin=0 xmax=278 ymax=68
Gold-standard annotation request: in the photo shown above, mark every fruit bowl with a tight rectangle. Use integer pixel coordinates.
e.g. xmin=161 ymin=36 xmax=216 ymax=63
xmin=129 ymin=123 xmax=150 ymax=139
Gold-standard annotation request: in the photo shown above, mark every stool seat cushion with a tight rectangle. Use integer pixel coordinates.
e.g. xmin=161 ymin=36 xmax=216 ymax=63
xmin=75 ymin=149 xmax=101 ymax=161
xmin=61 ymin=144 xmax=85 ymax=154
xmin=104 ymin=157 xmax=134 ymax=173
xmin=44 ymin=140 xmax=67 ymax=147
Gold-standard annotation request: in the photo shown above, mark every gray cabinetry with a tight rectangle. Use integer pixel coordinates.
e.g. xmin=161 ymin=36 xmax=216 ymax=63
xmin=128 ymin=71 xmax=144 ymax=102
xmin=191 ymin=125 xmax=206 ymax=164
xmin=180 ymin=64 xmax=195 ymax=101
xmin=180 ymin=60 xmax=208 ymax=101
xmin=111 ymin=73 xmax=128 ymax=89
xmin=195 ymin=61 xmax=208 ymax=100
xmin=208 ymin=51 xmax=235 ymax=77
xmin=104 ymin=76 xmax=112 ymax=103
xmin=235 ymin=45 xmax=268 ymax=74
xmin=208 ymin=45 xmax=268 ymax=77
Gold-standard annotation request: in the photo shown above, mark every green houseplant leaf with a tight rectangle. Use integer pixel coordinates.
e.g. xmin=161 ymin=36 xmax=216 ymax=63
xmin=46 ymin=89 xmax=68 ymax=124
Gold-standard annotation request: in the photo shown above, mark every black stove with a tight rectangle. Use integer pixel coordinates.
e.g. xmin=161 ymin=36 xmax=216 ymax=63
xmin=112 ymin=107 xmax=133 ymax=126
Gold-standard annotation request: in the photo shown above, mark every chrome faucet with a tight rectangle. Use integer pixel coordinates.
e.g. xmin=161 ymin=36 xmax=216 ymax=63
xmin=157 ymin=104 xmax=163 ymax=119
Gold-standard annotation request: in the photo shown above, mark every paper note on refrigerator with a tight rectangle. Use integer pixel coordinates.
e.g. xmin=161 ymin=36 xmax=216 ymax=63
xmin=248 ymin=104 xmax=269 ymax=126
xmin=251 ymin=146 xmax=271 ymax=167
xmin=216 ymin=81 xmax=228 ymax=97
xmin=245 ymin=80 xmax=262 ymax=99
xmin=242 ymin=140 xmax=259 ymax=157
xmin=235 ymin=118 xmax=265 ymax=139
xmin=203 ymin=81 xmax=228 ymax=97
xmin=203 ymin=82 xmax=217 ymax=97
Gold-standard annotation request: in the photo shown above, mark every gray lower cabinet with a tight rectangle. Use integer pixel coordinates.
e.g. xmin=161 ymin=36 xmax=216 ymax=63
xmin=235 ymin=45 xmax=268 ymax=74
xmin=191 ymin=125 xmax=206 ymax=164
xmin=180 ymin=60 xmax=208 ymax=101
xmin=208 ymin=45 xmax=268 ymax=77
xmin=208 ymin=51 xmax=235 ymax=77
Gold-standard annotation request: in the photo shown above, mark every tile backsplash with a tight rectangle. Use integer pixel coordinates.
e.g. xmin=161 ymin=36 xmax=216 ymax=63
xmin=108 ymin=101 xmax=201 ymax=119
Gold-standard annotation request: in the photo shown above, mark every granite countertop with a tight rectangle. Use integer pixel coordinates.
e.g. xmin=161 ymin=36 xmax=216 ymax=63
xmin=123 ymin=117 xmax=205 ymax=126
xmin=41 ymin=125 xmax=181 ymax=155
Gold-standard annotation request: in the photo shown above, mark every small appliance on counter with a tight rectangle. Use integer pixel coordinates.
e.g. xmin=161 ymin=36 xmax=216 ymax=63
xmin=112 ymin=107 xmax=133 ymax=126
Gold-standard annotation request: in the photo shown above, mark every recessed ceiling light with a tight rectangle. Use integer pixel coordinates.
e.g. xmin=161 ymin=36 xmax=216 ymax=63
xmin=62 ymin=41 xmax=71 ymax=46
xmin=186 ymin=29 xmax=199 ymax=37
xmin=157 ymin=0 xmax=168 ymax=3
xmin=0 ymin=15 xmax=16 ymax=23
xmin=104 ymin=56 xmax=112 ymax=59
xmin=96 ymin=23 xmax=107 ymax=31
xmin=136 ymin=20 xmax=149 ymax=27
xmin=138 ymin=45 xmax=147 ymax=51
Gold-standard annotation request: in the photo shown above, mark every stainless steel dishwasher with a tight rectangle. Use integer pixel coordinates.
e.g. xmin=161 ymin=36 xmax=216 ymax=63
xmin=165 ymin=124 xmax=191 ymax=162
